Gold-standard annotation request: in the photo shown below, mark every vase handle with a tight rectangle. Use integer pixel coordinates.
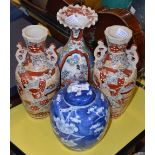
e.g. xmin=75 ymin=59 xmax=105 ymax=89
xmin=46 ymin=43 xmax=58 ymax=66
xmin=126 ymin=44 xmax=139 ymax=69
xmin=15 ymin=42 xmax=27 ymax=64
xmin=94 ymin=40 xmax=107 ymax=63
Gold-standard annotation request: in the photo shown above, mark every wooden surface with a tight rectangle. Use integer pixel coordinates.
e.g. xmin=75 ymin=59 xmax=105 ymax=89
xmin=11 ymin=0 xmax=21 ymax=6
xmin=10 ymin=85 xmax=144 ymax=155
xmin=63 ymin=0 xmax=102 ymax=9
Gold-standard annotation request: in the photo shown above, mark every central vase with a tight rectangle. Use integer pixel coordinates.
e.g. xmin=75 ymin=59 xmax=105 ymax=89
xmin=57 ymin=5 xmax=98 ymax=87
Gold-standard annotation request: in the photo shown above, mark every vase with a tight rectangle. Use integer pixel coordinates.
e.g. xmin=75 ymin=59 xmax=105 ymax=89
xmin=57 ymin=5 xmax=98 ymax=87
xmin=93 ymin=25 xmax=139 ymax=118
xmin=15 ymin=25 xmax=60 ymax=119
xmin=50 ymin=81 xmax=110 ymax=151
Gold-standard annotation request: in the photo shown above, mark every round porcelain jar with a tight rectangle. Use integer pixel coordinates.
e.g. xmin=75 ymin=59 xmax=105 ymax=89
xmin=50 ymin=82 xmax=110 ymax=151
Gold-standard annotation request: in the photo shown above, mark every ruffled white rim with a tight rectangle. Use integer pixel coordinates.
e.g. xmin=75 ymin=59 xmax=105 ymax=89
xmin=57 ymin=5 xmax=98 ymax=30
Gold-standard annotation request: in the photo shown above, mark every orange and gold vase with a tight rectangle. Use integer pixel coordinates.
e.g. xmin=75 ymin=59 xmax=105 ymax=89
xmin=15 ymin=25 xmax=60 ymax=119
xmin=93 ymin=25 xmax=139 ymax=118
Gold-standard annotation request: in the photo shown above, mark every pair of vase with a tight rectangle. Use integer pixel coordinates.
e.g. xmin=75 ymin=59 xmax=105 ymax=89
xmin=15 ymin=4 xmax=139 ymax=151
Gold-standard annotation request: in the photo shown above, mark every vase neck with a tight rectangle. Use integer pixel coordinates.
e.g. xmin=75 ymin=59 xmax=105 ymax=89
xmin=107 ymin=43 xmax=127 ymax=54
xmin=23 ymin=41 xmax=49 ymax=72
xmin=25 ymin=41 xmax=46 ymax=55
xmin=108 ymin=51 xmax=126 ymax=58
xmin=108 ymin=48 xmax=129 ymax=69
xmin=71 ymin=29 xmax=83 ymax=41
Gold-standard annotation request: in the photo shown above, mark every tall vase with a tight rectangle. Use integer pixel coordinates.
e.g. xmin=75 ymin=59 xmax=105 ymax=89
xmin=93 ymin=25 xmax=139 ymax=118
xmin=57 ymin=5 xmax=98 ymax=87
xmin=15 ymin=25 xmax=60 ymax=119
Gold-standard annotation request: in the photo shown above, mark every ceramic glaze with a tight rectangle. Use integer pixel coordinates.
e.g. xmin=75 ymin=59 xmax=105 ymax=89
xmin=15 ymin=25 xmax=60 ymax=119
xmin=57 ymin=5 xmax=98 ymax=87
xmin=93 ymin=25 xmax=139 ymax=118
xmin=50 ymin=82 xmax=110 ymax=151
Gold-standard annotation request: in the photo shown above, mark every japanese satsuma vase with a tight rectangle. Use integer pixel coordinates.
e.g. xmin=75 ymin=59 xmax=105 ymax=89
xmin=93 ymin=25 xmax=139 ymax=118
xmin=57 ymin=5 xmax=98 ymax=87
xmin=15 ymin=25 xmax=60 ymax=119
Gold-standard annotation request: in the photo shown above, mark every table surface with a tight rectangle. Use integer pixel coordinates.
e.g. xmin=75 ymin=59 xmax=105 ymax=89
xmin=10 ymin=85 xmax=144 ymax=155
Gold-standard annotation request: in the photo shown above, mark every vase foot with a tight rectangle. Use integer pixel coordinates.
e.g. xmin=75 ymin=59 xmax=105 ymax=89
xmin=110 ymin=110 xmax=126 ymax=119
xmin=28 ymin=112 xmax=50 ymax=119
xmin=110 ymin=113 xmax=122 ymax=119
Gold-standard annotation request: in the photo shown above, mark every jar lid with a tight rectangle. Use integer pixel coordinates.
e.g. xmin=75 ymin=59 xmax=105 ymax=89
xmin=64 ymin=82 xmax=96 ymax=106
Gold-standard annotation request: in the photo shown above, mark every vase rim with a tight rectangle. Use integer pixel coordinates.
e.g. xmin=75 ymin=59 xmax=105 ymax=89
xmin=57 ymin=4 xmax=98 ymax=30
xmin=104 ymin=25 xmax=132 ymax=45
xmin=22 ymin=25 xmax=48 ymax=43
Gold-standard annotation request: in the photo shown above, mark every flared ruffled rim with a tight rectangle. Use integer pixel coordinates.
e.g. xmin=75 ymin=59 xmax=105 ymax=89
xmin=57 ymin=5 xmax=98 ymax=30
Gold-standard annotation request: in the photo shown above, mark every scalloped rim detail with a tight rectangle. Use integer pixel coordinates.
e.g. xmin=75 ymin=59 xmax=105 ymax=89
xmin=57 ymin=5 xmax=98 ymax=30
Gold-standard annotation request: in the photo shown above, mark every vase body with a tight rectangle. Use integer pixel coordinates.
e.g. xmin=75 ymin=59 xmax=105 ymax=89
xmin=93 ymin=25 xmax=139 ymax=118
xmin=15 ymin=25 xmax=60 ymax=119
xmin=50 ymin=82 xmax=110 ymax=151
xmin=56 ymin=5 xmax=98 ymax=87
xmin=59 ymin=29 xmax=94 ymax=87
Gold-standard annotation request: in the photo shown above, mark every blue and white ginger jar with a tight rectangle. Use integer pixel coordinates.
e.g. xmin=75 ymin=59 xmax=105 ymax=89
xmin=50 ymin=82 xmax=110 ymax=151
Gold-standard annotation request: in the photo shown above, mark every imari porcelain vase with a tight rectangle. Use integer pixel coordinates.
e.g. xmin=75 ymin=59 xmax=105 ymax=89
xmin=50 ymin=82 xmax=110 ymax=151
xmin=57 ymin=5 xmax=98 ymax=87
xmin=93 ymin=25 xmax=139 ymax=118
xmin=15 ymin=25 xmax=60 ymax=119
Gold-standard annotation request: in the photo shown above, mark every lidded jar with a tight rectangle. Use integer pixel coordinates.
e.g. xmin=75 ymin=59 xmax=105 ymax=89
xmin=15 ymin=25 xmax=60 ymax=119
xmin=50 ymin=81 xmax=110 ymax=151
xmin=93 ymin=25 xmax=139 ymax=118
